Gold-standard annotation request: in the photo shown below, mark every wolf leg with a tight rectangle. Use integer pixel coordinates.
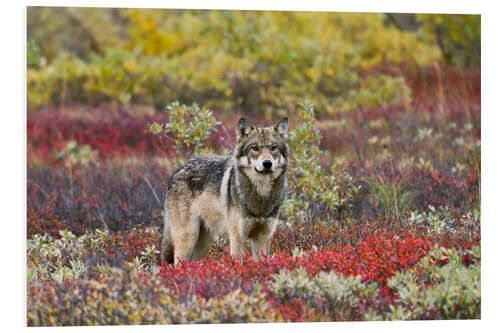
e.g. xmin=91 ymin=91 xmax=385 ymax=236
xmin=249 ymin=218 xmax=277 ymax=259
xmin=229 ymin=233 xmax=244 ymax=257
xmin=227 ymin=210 xmax=245 ymax=257
xmin=250 ymin=235 xmax=270 ymax=260
xmin=160 ymin=214 xmax=174 ymax=264
xmin=228 ymin=226 xmax=244 ymax=257
xmin=172 ymin=214 xmax=201 ymax=265
xmin=191 ymin=221 xmax=213 ymax=261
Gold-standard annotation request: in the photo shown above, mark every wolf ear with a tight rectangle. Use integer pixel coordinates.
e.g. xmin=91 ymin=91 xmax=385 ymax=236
xmin=237 ymin=117 xmax=255 ymax=141
xmin=274 ymin=117 xmax=288 ymax=137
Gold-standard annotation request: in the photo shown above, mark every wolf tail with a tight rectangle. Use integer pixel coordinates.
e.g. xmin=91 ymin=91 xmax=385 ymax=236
xmin=160 ymin=206 xmax=174 ymax=265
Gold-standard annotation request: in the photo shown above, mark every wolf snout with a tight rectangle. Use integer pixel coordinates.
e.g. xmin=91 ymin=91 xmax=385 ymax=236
xmin=262 ymin=160 xmax=273 ymax=170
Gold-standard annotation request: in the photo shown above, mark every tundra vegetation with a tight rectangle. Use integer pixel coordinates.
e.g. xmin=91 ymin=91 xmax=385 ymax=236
xmin=27 ymin=8 xmax=480 ymax=325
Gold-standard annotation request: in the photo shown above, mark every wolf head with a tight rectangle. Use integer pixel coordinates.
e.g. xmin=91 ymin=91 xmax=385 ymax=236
xmin=235 ymin=117 xmax=289 ymax=179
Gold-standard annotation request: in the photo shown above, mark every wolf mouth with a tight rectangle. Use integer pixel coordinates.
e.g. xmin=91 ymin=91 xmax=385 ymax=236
xmin=254 ymin=168 xmax=274 ymax=174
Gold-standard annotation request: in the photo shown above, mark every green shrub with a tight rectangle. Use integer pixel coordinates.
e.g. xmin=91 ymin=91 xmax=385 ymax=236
xmin=27 ymin=230 xmax=90 ymax=284
xmin=417 ymin=14 xmax=480 ymax=68
xmin=338 ymin=74 xmax=412 ymax=112
xmin=27 ymin=227 xmax=159 ymax=284
xmin=387 ymin=245 xmax=480 ymax=320
xmin=283 ymin=101 xmax=360 ymax=223
xmin=27 ymin=39 xmax=42 ymax=69
xmin=364 ymin=174 xmax=417 ymax=219
xmin=271 ymin=267 xmax=378 ymax=321
xmin=147 ymin=101 xmax=221 ymax=167
xmin=407 ymin=205 xmax=480 ymax=236
xmin=55 ymin=140 xmax=98 ymax=167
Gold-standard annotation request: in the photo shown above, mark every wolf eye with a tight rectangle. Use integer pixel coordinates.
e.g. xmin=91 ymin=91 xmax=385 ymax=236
xmin=250 ymin=146 xmax=259 ymax=152
xmin=269 ymin=145 xmax=278 ymax=151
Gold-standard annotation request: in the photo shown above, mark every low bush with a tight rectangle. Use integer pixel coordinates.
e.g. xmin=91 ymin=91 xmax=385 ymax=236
xmin=387 ymin=245 xmax=480 ymax=320
xmin=27 ymin=230 xmax=480 ymax=325
xmin=27 ymin=267 xmax=278 ymax=326
xmin=271 ymin=268 xmax=380 ymax=321
xmin=27 ymin=162 xmax=168 ymax=236
xmin=27 ymin=109 xmax=171 ymax=163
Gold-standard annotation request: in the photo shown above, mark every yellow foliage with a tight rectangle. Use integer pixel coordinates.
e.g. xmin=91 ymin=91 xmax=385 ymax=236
xmin=28 ymin=8 xmax=452 ymax=113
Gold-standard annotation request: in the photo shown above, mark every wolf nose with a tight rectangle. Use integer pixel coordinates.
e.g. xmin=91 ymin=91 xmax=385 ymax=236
xmin=262 ymin=160 xmax=273 ymax=169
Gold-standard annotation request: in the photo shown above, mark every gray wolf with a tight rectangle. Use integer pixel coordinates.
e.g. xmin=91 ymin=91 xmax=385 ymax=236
xmin=160 ymin=117 xmax=289 ymax=264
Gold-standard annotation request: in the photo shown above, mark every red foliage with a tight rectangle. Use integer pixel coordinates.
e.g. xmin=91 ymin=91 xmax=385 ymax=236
xmin=158 ymin=232 xmax=431 ymax=321
xmin=27 ymin=110 xmax=168 ymax=163
xmin=462 ymin=252 xmax=473 ymax=268
xmin=27 ymin=163 xmax=168 ymax=237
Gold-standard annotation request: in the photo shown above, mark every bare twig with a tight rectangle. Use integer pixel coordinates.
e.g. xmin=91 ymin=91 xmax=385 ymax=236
xmin=142 ymin=175 xmax=161 ymax=207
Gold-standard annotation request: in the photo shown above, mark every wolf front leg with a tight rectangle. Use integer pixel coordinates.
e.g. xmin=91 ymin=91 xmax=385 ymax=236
xmin=249 ymin=217 xmax=278 ymax=260
xmin=228 ymin=226 xmax=244 ymax=257
xmin=227 ymin=210 xmax=245 ymax=258
xmin=250 ymin=236 xmax=269 ymax=260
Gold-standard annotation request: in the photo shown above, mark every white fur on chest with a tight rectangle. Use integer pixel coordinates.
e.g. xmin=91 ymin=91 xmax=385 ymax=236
xmin=251 ymin=174 xmax=273 ymax=197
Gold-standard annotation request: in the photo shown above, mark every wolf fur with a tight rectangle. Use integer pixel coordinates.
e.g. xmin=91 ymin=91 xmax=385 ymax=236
xmin=160 ymin=117 xmax=289 ymax=264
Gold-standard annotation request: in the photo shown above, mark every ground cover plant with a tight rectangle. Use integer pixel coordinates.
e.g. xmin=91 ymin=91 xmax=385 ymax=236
xmin=27 ymin=9 xmax=480 ymax=326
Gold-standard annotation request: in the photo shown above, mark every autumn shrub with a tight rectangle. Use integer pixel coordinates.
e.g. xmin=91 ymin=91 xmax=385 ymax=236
xmin=387 ymin=245 xmax=480 ymax=320
xmin=27 ymin=267 xmax=278 ymax=326
xmin=416 ymin=14 xmax=480 ymax=68
xmin=407 ymin=205 xmax=480 ymax=237
xmin=27 ymin=101 xmax=362 ymax=236
xmin=157 ymin=232 xmax=432 ymax=301
xmin=339 ymin=74 xmax=412 ymax=113
xmin=27 ymin=109 xmax=172 ymax=164
xmin=147 ymin=101 xmax=222 ymax=167
xmin=363 ymin=173 xmax=417 ymax=219
xmin=356 ymin=163 xmax=479 ymax=218
xmin=27 ymin=98 xmax=480 ymax=235
xmin=28 ymin=230 xmax=481 ymax=325
xmin=283 ymin=101 xmax=361 ymax=223
xmin=29 ymin=226 xmax=432 ymax=286
xmin=27 ymin=162 xmax=168 ymax=236
xmin=27 ymin=227 xmax=161 ymax=285
xmin=28 ymin=9 xmax=445 ymax=112
xmin=270 ymin=268 xmax=380 ymax=321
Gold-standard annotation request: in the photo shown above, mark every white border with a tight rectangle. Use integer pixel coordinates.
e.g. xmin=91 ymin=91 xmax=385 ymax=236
xmin=3 ymin=0 xmax=499 ymax=332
